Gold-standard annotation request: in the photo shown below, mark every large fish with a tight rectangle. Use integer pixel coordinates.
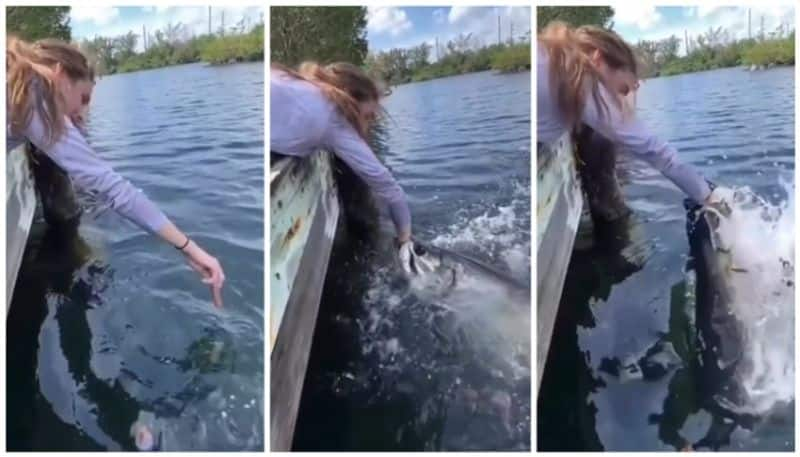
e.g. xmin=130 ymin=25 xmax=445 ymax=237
xmin=684 ymin=198 xmax=749 ymax=413
xmin=398 ymin=240 xmax=530 ymax=307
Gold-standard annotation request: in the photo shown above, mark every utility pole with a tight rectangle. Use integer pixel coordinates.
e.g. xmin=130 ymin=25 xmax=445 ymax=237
xmin=684 ymin=29 xmax=689 ymax=55
xmin=497 ymin=15 xmax=501 ymax=46
xmin=222 ymin=10 xmax=225 ymax=36
xmin=142 ymin=25 xmax=147 ymax=51
xmin=208 ymin=7 xmax=212 ymax=36
xmin=760 ymin=15 xmax=764 ymax=41
xmin=435 ymin=36 xmax=439 ymax=60
xmin=510 ymin=18 xmax=514 ymax=45
xmin=748 ymin=8 xmax=751 ymax=40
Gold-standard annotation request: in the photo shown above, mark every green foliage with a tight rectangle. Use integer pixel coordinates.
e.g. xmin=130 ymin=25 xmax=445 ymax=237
xmin=271 ymin=6 xmax=368 ymax=66
xmin=654 ymin=32 xmax=794 ymax=77
xmin=491 ymin=43 xmax=532 ymax=73
xmin=537 ymin=6 xmax=615 ymax=31
xmin=7 ymin=6 xmax=71 ymax=41
xmin=200 ymin=24 xmax=264 ymax=64
xmin=742 ymin=36 xmax=795 ymax=67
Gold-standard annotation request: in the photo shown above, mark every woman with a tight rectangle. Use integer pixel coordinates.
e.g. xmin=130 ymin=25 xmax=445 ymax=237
xmin=537 ymin=22 xmax=720 ymax=206
xmin=271 ymin=62 xmax=420 ymax=272
xmin=7 ymin=37 xmax=225 ymax=307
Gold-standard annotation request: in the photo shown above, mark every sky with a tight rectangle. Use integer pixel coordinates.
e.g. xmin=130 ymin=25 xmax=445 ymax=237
xmin=70 ymin=6 xmax=263 ymax=52
xmin=610 ymin=5 xmax=796 ymax=56
xmin=68 ymin=6 xmax=795 ymax=58
xmin=366 ymin=6 xmax=532 ymax=55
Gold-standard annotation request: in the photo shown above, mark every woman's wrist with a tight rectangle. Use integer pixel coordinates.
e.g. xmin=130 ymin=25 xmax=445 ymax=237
xmin=397 ymin=227 xmax=412 ymax=244
xmin=157 ymin=222 xmax=194 ymax=253
xmin=175 ymin=235 xmax=191 ymax=251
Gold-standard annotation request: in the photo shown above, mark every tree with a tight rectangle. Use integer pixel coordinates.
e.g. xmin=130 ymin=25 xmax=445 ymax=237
xmin=113 ymin=31 xmax=138 ymax=61
xmin=7 ymin=6 xmax=71 ymax=41
xmin=701 ymin=26 xmax=726 ymax=50
xmin=163 ymin=22 xmax=187 ymax=46
xmin=80 ymin=36 xmax=116 ymax=75
xmin=407 ymin=43 xmax=431 ymax=71
xmin=656 ymin=35 xmax=680 ymax=65
xmin=271 ymin=6 xmax=368 ymax=66
xmin=537 ymin=6 xmax=615 ymax=31
xmin=634 ymin=39 xmax=659 ymax=77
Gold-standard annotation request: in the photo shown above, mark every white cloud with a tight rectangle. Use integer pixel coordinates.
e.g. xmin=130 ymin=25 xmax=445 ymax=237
xmin=368 ymin=6 xmax=531 ymax=57
xmin=70 ymin=6 xmax=121 ymax=26
xmin=433 ymin=8 xmax=446 ymax=25
xmin=448 ymin=6 xmax=475 ymax=24
xmin=698 ymin=5 xmax=725 ymax=18
xmin=367 ymin=6 xmax=412 ymax=37
xmin=612 ymin=5 xmax=663 ymax=29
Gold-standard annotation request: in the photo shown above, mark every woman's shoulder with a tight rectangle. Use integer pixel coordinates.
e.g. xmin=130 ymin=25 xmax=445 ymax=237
xmin=536 ymin=41 xmax=550 ymax=67
xmin=272 ymin=73 xmax=334 ymax=115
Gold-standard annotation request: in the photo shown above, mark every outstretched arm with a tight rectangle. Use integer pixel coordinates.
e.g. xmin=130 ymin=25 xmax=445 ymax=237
xmin=24 ymin=108 xmax=225 ymax=307
xmin=582 ymin=83 xmax=712 ymax=204
xmin=324 ymin=112 xmax=412 ymax=242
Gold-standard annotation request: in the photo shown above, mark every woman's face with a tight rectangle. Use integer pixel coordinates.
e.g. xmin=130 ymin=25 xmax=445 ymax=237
xmin=58 ymin=75 xmax=94 ymax=119
xmin=603 ymin=67 xmax=639 ymax=96
xmin=360 ymin=99 xmax=379 ymax=123
xmin=591 ymin=50 xmax=639 ymax=96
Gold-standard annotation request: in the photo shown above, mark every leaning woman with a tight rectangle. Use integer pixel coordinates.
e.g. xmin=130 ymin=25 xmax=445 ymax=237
xmin=271 ymin=61 xmax=421 ymax=270
xmin=538 ymin=22 xmax=721 ymax=206
xmin=7 ymin=37 xmax=225 ymax=306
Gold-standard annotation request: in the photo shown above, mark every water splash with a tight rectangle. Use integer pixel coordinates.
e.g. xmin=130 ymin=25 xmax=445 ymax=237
xmin=703 ymin=181 xmax=794 ymax=415
xmin=430 ymin=179 xmax=531 ymax=284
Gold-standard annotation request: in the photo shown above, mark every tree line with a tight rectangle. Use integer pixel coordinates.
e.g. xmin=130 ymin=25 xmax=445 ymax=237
xmin=79 ymin=21 xmax=264 ymax=75
xmin=7 ymin=6 xmax=264 ymax=75
xmin=366 ymin=34 xmax=531 ymax=85
xmin=634 ymin=26 xmax=794 ymax=77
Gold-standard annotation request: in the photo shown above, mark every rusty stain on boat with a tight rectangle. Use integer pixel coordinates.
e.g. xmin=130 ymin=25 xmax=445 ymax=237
xmin=282 ymin=217 xmax=303 ymax=250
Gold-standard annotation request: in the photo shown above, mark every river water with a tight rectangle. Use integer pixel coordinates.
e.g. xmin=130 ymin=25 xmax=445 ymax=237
xmin=7 ymin=62 xmax=264 ymax=451
xmin=538 ymin=66 xmax=794 ymax=451
xmin=292 ymin=70 xmax=532 ymax=451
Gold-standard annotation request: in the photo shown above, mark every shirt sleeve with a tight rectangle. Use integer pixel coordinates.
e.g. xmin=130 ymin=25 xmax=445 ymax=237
xmin=581 ymin=83 xmax=711 ymax=203
xmin=23 ymin=108 xmax=170 ymax=234
xmin=323 ymin=112 xmax=412 ymax=235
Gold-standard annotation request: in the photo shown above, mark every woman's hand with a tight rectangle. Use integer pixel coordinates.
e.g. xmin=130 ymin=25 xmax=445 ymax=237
xmin=181 ymin=241 xmax=225 ymax=308
xmin=703 ymin=185 xmax=732 ymax=217
xmin=156 ymin=222 xmax=225 ymax=308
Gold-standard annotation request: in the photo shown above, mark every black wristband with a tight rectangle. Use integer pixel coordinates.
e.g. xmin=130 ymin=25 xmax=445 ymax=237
xmin=176 ymin=236 xmax=190 ymax=251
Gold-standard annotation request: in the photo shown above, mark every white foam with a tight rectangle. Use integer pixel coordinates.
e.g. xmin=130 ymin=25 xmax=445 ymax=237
xmin=704 ymin=181 xmax=794 ymax=414
xmin=430 ymin=181 xmax=531 ymax=282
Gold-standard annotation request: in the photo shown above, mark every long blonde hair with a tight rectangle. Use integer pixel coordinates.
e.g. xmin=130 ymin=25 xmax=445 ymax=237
xmin=7 ymin=36 xmax=95 ymax=147
xmin=538 ymin=22 xmax=639 ymax=130
xmin=273 ymin=61 xmax=384 ymax=140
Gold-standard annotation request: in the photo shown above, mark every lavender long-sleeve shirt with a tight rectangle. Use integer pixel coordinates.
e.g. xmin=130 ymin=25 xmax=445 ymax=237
xmin=7 ymin=80 xmax=169 ymax=233
xmin=270 ymin=69 xmax=411 ymax=235
xmin=537 ymin=42 xmax=711 ymax=203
